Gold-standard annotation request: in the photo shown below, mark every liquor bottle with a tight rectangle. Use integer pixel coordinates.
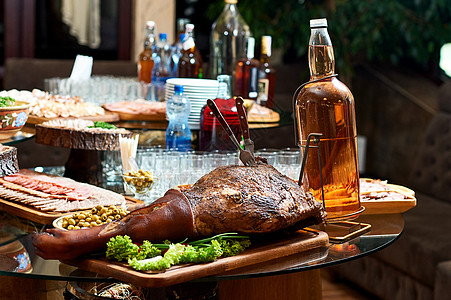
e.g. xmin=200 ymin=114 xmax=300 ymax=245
xmin=153 ymin=33 xmax=173 ymax=100
xmin=166 ymin=85 xmax=192 ymax=151
xmin=257 ymin=35 xmax=276 ymax=108
xmin=235 ymin=37 xmax=260 ymax=100
xmin=199 ymin=75 xmax=241 ymax=151
xmin=177 ymin=24 xmax=203 ymax=78
xmin=138 ymin=21 xmax=156 ymax=84
xmin=175 ymin=18 xmax=190 ymax=43
xmin=171 ymin=33 xmax=185 ymax=77
xmin=295 ymin=18 xmax=360 ymax=219
xmin=210 ymin=0 xmax=252 ymax=87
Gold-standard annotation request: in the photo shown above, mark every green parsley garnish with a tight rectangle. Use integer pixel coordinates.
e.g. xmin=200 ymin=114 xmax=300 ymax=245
xmin=0 ymin=96 xmax=16 ymax=107
xmin=88 ymin=121 xmax=117 ymax=130
xmin=106 ymin=233 xmax=251 ymax=271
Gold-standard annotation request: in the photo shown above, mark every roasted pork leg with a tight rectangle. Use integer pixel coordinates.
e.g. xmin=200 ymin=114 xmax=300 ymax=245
xmin=32 ymin=161 xmax=326 ymax=260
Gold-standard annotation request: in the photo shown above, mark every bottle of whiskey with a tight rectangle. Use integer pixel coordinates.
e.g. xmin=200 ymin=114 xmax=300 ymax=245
xmin=138 ymin=21 xmax=156 ymax=84
xmin=295 ymin=18 xmax=360 ymax=219
xmin=210 ymin=0 xmax=252 ymax=87
xmin=235 ymin=37 xmax=260 ymax=100
xmin=257 ymin=35 xmax=276 ymax=108
xmin=177 ymin=24 xmax=203 ymax=78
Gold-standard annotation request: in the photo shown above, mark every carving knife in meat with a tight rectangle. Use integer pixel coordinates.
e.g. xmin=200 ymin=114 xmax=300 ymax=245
xmin=235 ymin=97 xmax=254 ymax=155
xmin=207 ymin=99 xmax=256 ymax=166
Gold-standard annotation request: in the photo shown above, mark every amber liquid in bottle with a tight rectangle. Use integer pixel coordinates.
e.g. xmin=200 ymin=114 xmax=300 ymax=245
xmin=138 ymin=49 xmax=155 ymax=84
xmin=177 ymin=25 xmax=203 ymax=78
xmin=258 ymin=36 xmax=276 ymax=108
xmin=178 ymin=47 xmax=203 ymax=78
xmin=235 ymin=37 xmax=260 ymax=99
xmin=138 ymin=21 xmax=156 ymax=84
xmin=296 ymin=44 xmax=360 ymax=219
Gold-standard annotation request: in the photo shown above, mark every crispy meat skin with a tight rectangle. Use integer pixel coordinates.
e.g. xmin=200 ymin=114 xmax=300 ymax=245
xmin=184 ymin=163 xmax=325 ymax=236
xmin=32 ymin=162 xmax=325 ymax=260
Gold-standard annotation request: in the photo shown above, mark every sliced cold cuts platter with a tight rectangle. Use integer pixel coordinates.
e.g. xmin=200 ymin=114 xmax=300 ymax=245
xmin=64 ymin=229 xmax=328 ymax=288
xmin=360 ymin=178 xmax=416 ymax=214
xmin=0 ymin=169 xmax=144 ymax=224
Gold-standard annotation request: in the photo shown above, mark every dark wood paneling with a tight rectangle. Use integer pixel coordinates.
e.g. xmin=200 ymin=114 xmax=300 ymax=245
xmin=4 ymin=0 xmax=22 ymax=58
xmin=22 ymin=0 xmax=36 ymax=57
xmin=117 ymin=0 xmax=132 ymax=60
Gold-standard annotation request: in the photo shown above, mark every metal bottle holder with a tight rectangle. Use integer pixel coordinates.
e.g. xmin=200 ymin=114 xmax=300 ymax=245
xmin=293 ymin=75 xmax=370 ymax=243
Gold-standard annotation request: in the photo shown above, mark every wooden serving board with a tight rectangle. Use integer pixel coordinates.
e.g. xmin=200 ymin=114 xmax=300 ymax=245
xmin=0 ymin=196 xmax=144 ymax=225
xmin=114 ymin=111 xmax=167 ymax=122
xmin=361 ymin=197 xmax=417 ymax=215
xmin=64 ymin=230 xmax=328 ymax=288
xmin=27 ymin=111 xmax=120 ymax=125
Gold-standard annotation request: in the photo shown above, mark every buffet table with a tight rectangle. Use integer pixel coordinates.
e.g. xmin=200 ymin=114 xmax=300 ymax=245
xmin=0 ymin=209 xmax=404 ymax=299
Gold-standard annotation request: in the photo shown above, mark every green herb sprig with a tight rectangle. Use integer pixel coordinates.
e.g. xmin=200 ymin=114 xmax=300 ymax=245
xmin=106 ymin=233 xmax=251 ymax=271
xmin=0 ymin=96 xmax=16 ymax=107
xmin=88 ymin=121 xmax=117 ymax=130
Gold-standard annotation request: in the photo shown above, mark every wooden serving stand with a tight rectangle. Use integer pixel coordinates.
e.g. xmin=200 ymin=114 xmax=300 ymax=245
xmin=0 ymin=145 xmax=19 ymax=177
xmin=35 ymin=122 xmax=132 ymax=185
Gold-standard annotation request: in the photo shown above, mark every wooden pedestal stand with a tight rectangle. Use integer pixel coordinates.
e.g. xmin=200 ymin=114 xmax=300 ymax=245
xmin=35 ymin=124 xmax=132 ymax=185
xmin=218 ymin=269 xmax=322 ymax=300
xmin=0 ymin=145 xmax=19 ymax=176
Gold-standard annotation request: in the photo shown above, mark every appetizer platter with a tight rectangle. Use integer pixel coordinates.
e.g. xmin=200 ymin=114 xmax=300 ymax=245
xmin=35 ymin=119 xmax=131 ymax=151
xmin=0 ymin=169 xmax=144 ymax=224
xmin=34 ymin=119 xmax=133 ymax=185
xmin=0 ymin=89 xmax=119 ymax=125
xmin=245 ymin=101 xmax=280 ymax=123
xmin=103 ymin=100 xmax=167 ymax=122
xmin=360 ymin=178 xmax=416 ymax=214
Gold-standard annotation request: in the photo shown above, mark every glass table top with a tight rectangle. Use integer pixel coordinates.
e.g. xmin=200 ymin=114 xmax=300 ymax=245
xmin=0 ymin=209 xmax=403 ymax=283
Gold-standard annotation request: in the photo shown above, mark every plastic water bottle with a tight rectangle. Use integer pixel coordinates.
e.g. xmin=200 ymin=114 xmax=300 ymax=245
xmin=166 ymin=85 xmax=192 ymax=151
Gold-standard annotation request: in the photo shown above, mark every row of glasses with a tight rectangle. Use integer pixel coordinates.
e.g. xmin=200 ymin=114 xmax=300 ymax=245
xmin=136 ymin=147 xmax=240 ymax=204
xmin=44 ymin=76 xmax=148 ymax=106
xmin=102 ymin=146 xmax=303 ymax=205
xmin=255 ymin=148 xmax=303 ymax=181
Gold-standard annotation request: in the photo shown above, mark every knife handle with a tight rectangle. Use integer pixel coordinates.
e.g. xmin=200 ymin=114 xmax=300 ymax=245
xmin=235 ymin=97 xmax=250 ymax=140
xmin=207 ymin=99 xmax=235 ymax=137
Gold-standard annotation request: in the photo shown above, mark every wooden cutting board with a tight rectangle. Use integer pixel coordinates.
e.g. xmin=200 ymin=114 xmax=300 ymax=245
xmin=27 ymin=111 xmax=120 ymax=125
xmin=114 ymin=111 xmax=167 ymax=122
xmin=0 ymin=196 xmax=144 ymax=225
xmin=64 ymin=230 xmax=328 ymax=288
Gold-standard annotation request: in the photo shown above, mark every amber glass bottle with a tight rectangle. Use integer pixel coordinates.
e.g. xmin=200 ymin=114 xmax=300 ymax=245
xmin=235 ymin=37 xmax=260 ymax=99
xmin=137 ymin=21 xmax=156 ymax=84
xmin=258 ymin=36 xmax=276 ymax=108
xmin=295 ymin=18 xmax=360 ymax=219
xmin=177 ymin=24 xmax=203 ymax=78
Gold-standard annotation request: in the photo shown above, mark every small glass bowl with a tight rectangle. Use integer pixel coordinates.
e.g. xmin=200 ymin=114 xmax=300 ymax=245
xmin=122 ymin=170 xmax=156 ymax=195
